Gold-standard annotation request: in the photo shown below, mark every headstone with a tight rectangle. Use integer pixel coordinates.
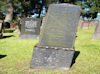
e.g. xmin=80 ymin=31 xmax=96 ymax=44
xmin=90 ymin=20 xmax=99 ymax=26
xmin=81 ymin=21 xmax=90 ymax=29
xmin=30 ymin=4 xmax=81 ymax=70
xmin=78 ymin=19 xmax=83 ymax=27
xmin=19 ymin=18 xmax=41 ymax=39
xmin=0 ymin=20 xmax=3 ymax=38
xmin=14 ymin=17 xmax=22 ymax=33
xmin=92 ymin=21 xmax=100 ymax=40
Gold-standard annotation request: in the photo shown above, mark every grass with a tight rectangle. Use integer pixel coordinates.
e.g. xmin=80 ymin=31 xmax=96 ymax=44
xmin=0 ymin=26 xmax=100 ymax=74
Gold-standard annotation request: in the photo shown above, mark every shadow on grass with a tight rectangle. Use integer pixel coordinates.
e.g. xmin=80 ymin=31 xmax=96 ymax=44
xmin=0 ymin=55 xmax=7 ymax=59
xmin=71 ymin=51 xmax=80 ymax=67
xmin=2 ymin=35 xmax=14 ymax=39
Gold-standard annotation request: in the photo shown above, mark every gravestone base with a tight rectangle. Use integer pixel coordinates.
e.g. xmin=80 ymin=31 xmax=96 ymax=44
xmin=30 ymin=46 xmax=75 ymax=70
xmin=19 ymin=35 xmax=39 ymax=39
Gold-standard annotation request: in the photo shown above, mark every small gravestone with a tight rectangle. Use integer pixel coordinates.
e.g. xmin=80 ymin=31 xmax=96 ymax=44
xmin=92 ymin=21 xmax=100 ymax=40
xmin=0 ymin=20 xmax=3 ymax=38
xmin=81 ymin=21 xmax=90 ymax=29
xmin=30 ymin=4 xmax=81 ymax=70
xmin=90 ymin=20 xmax=99 ymax=26
xmin=19 ymin=18 xmax=41 ymax=39
xmin=78 ymin=19 xmax=83 ymax=27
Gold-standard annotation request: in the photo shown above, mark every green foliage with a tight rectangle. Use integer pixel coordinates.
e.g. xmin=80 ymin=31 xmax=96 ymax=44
xmin=0 ymin=0 xmax=6 ymax=12
xmin=76 ymin=0 xmax=100 ymax=19
xmin=0 ymin=0 xmax=21 ymax=20
xmin=0 ymin=0 xmax=100 ymax=20
xmin=4 ymin=29 xmax=14 ymax=33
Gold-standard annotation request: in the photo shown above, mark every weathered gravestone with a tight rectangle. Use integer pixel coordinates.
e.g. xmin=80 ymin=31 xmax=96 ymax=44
xmin=92 ymin=21 xmax=100 ymax=40
xmin=0 ymin=20 xmax=3 ymax=38
xmin=19 ymin=18 xmax=41 ymax=39
xmin=30 ymin=4 xmax=81 ymax=70
xmin=81 ymin=21 xmax=90 ymax=29
xmin=78 ymin=19 xmax=83 ymax=27
xmin=90 ymin=20 xmax=99 ymax=26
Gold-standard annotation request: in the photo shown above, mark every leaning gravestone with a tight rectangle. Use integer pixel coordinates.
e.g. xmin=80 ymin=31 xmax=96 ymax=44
xmin=19 ymin=18 xmax=41 ymax=39
xmin=30 ymin=4 xmax=81 ymax=70
xmin=0 ymin=20 xmax=3 ymax=38
xmin=92 ymin=21 xmax=100 ymax=40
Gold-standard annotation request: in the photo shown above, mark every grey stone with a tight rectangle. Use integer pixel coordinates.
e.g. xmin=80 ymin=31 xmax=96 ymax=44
xmin=30 ymin=46 xmax=75 ymax=70
xmin=39 ymin=4 xmax=81 ymax=48
xmin=19 ymin=18 xmax=41 ymax=39
xmin=30 ymin=4 xmax=81 ymax=70
xmin=19 ymin=35 xmax=39 ymax=39
xmin=92 ymin=21 xmax=100 ymax=40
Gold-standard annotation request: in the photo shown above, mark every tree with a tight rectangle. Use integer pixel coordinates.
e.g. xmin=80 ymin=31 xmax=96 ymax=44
xmin=58 ymin=0 xmax=77 ymax=4
xmin=0 ymin=0 xmax=6 ymax=20
xmin=0 ymin=0 xmax=21 ymax=28
xmin=4 ymin=0 xmax=14 ymax=23
xmin=1 ymin=0 xmax=99 ymax=23
xmin=76 ymin=0 xmax=100 ymax=20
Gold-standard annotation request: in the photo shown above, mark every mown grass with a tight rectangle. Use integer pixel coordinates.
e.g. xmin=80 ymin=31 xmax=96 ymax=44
xmin=0 ymin=26 xmax=100 ymax=74
xmin=0 ymin=33 xmax=39 ymax=74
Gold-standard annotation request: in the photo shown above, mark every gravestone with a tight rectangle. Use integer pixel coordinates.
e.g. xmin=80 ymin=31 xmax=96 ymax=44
xmin=30 ymin=4 xmax=81 ymax=70
xmin=14 ymin=17 xmax=22 ymax=33
xmin=81 ymin=21 xmax=90 ymax=29
xmin=78 ymin=19 xmax=83 ymax=27
xmin=19 ymin=18 xmax=41 ymax=39
xmin=90 ymin=20 xmax=99 ymax=26
xmin=0 ymin=20 xmax=3 ymax=38
xmin=92 ymin=21 xmax=100 ymax=40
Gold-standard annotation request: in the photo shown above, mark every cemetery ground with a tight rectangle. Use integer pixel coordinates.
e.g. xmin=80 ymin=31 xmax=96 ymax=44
xmin=0 ymin=26 xmax=100 ymax=74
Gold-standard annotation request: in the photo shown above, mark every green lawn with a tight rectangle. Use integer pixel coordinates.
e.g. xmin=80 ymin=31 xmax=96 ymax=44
xmin=0 ymin=26 xmax=100 ymax=74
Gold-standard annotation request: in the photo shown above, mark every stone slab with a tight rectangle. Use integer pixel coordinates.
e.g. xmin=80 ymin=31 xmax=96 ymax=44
xmin=39 ymin=4 xmax=81 ymax=48
xmin=19 ymin=35 xmax=39 ymax=39
xmin=19 ymin=18 xmax=41 ymax=39
xmin=92 ymin=21 xmax=100 ymax=40
xmin=30 ymin=4 xmax=80 ymax=70
xmin=90 ymin=20 xmax=99 ymax=26
xmin=30 ymin=46 xmax=75 ymax=70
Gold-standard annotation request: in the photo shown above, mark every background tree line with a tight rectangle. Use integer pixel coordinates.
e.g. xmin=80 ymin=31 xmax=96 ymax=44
xmin=0 ymin=0 xmax=100 ymax=25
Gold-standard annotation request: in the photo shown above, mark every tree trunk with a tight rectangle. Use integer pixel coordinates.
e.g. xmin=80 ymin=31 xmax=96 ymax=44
xmin=4 ymin=2 xmax=13 ymax=28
